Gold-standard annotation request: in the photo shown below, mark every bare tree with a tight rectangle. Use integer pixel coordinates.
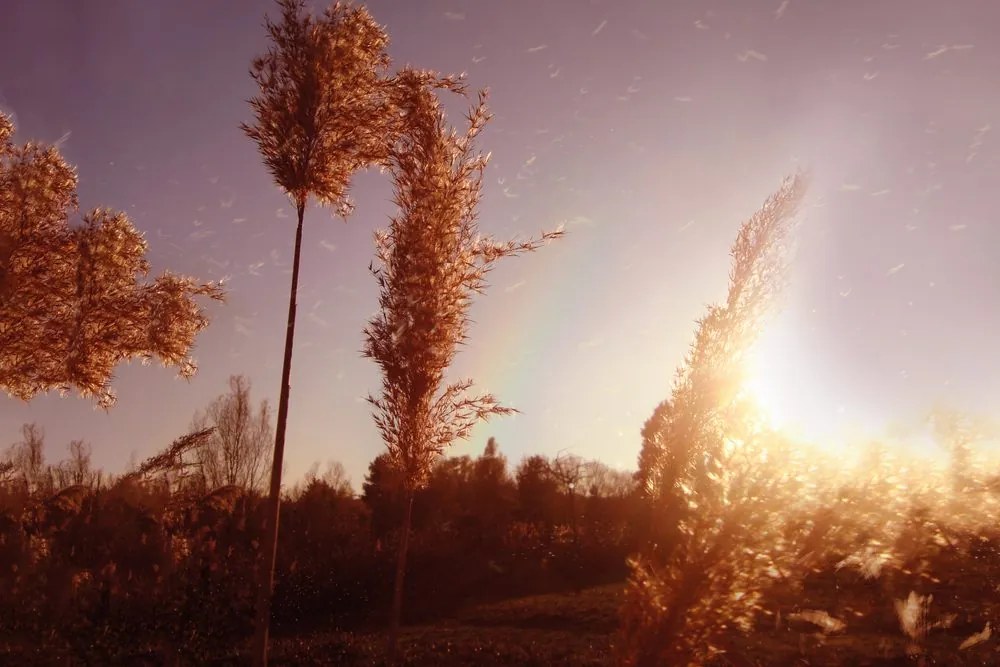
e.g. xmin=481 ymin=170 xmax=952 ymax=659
xmin=0 ymin=458 xmax=13 ymax=485
xmin=549 ymin=451 xmax=586 ymax=580
xmin=7 ymin=423 xmax=46 ymax=494
xmin=192 ymin=375 xmax=273 ymax=492
xmin=302 ymin=460 xmax=353 ymax=496
xmin=0 ymin=114 xmax=224 ymax=408
xmin=363 ymin=72 xmax=562 ymax=657
xmin=63 ymin=439 xmax=94 ymax=487
xmin=241 ymin=1 xmax=401 ymax=661
xmin=550 ymin=452 xmax=586 ymax=494
xmin=583 ymin=460 xmax=636 ymax=499
xmin=619 ymin=173 xmax=808 ymax=665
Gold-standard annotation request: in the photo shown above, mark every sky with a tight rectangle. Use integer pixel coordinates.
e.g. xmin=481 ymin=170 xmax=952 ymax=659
xmin=2 ymin=0 xmax=999 ymax=487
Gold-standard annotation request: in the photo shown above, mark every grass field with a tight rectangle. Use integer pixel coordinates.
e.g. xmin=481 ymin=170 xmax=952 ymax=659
xmin=265 ymin=581 xmax=999 ymax=666
xmin=3 ymin=579 xmax=997 ymax=664
xmin=268 ymin=584 xmax=624 ymax=666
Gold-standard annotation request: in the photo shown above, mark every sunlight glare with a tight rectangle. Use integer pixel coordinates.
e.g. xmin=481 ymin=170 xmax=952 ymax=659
xmin=743 ymin=313 xmax=869 ymax=463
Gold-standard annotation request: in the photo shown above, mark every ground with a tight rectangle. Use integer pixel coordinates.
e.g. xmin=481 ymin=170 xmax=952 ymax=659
xmin=266 ymin=582 xmax=999 ymax=666
xmin=268 ymin=584 xmax=623 ymax=666
xmin=5 ymin=580 xmax=996 ymax=664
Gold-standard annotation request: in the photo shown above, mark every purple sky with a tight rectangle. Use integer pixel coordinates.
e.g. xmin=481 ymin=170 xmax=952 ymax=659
xmin=2 ymin=0 xmax=998 ymax=486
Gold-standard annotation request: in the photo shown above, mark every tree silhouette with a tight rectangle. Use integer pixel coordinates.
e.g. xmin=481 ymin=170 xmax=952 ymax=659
xmin=0 ymin=114 xmax=223 ymax=408
xmin=361 ymin=452 xmax=406 ymax=543
xmin=299 ymin=459 xmax=353 ymax=497
xmin=422 ymin=454 xmax=474 ymax=530
xmin=516 ymin=455 xmax=559 ymax=527
xmin=191 ymin=375 xmax=273 ymax=492
xmin=471 ymin=438 xmax=512 ymax=510
xmin=6 ymin=423 xmax=46 ymax=494
xmin=61 ymin=439 xmax=94 ymax=488
xmin=584 ymin=460 xmax=636 ymax=499
xmin=620 ymin=172 xmax=808 ymax=665
xmin=240 ymin=1 xmax=399 ymax=660
xmin=549 ymin=451 xmax=587 ymax=589
xmin=363 ymin=73 xmax=562 ymax=657
xmin=467 ymin=438 xmax=515 ymax=550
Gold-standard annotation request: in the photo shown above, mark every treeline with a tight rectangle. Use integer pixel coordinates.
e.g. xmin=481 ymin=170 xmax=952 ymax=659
xmin=0 ymin=423 xmax=640 ymax=663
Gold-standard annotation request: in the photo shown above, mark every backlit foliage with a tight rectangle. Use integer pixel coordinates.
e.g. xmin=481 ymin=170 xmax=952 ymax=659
xmin=363 ymin=73 xmax=563 ymax=489
xmin=120 ymin=427 xmax=216 ymax=485
xmin=242 ymin=0 xmax=396 ymax=212
xmin=0 ymin=114 xmax=223 ymax=408
xmin=620 ymin=174 xmax=808 ymax=665
xmin=620 ymin=171 xmax=1000 ymax=664
xmin=241 ymin=3 xmax=407 ymax=659
xmin=635 ymin=173 xmax=807 ymax=499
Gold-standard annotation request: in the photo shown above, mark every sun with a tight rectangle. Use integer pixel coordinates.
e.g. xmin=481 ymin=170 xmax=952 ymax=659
xmin=741 ymin=359 xmax=790 ymax=433
xmin=740 ymin=313 xmax=869 ymax=459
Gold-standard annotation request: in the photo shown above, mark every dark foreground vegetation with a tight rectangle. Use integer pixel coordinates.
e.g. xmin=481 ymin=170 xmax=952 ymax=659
xmin=2 ymin=425 xmax=999 ymax=664
xmin=0 ymin=428 xmax=640 ymax=664
xmin=269 ymin=575 xmax=1000 ymax=667
xmin=3 ymin=0 xmax=1000 ymax=663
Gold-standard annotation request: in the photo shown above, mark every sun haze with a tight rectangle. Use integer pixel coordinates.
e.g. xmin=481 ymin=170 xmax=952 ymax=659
xmin=2 ymin=0 xmax=999 ymax=494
